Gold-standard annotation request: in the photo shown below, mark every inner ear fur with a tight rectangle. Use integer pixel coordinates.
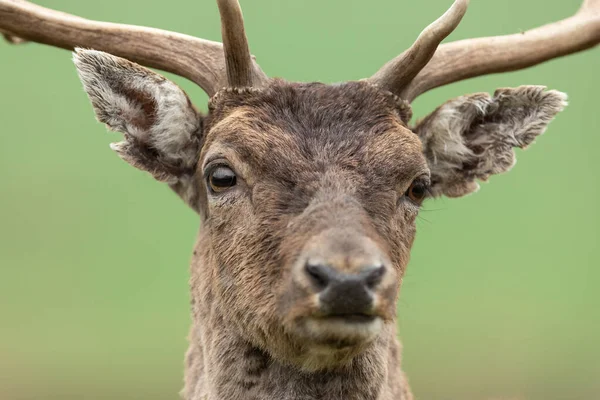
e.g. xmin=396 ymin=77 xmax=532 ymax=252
xmin=414 ymin=86 xmax=568 ymax=198
xmin=73 ymin=49 xmax=202 ymax=184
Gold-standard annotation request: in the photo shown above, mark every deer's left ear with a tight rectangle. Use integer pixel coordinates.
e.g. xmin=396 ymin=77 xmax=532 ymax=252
xmin=73 ymin=49 xmax=202 ymax=184
xmin=414 ymin=86 xmax=567 ymax=198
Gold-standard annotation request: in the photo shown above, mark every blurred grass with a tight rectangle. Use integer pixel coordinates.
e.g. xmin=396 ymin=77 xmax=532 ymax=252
xmin=0 ymin=0 xmax=599 ymax=399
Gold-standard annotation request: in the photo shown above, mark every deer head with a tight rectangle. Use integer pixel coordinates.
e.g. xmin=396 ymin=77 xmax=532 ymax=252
xmin=1 ymin=0 xmax=599 ymax=394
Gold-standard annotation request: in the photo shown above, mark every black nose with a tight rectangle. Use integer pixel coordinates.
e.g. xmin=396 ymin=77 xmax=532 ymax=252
xmin=305 ymin=263 xmax=386 ymax=315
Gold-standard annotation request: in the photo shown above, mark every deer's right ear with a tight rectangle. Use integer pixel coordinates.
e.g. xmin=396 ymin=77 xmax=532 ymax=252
xmin=73 ymin=49 xmax=202 ymax=183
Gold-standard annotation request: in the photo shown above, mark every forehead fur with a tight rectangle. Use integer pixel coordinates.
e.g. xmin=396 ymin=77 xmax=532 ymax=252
xmin=202 ymin=81 xmax=425 ymax=183
xmin=206 ymin=80 xmax=413 ymax=131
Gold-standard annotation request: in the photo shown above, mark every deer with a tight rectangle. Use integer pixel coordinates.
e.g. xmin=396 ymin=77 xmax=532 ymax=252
xmin=1 ymin=0 xmax=599 ymax=399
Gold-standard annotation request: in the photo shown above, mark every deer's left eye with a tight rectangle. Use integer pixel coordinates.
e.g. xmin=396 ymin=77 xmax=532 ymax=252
xmin=405 ymin=181 xmax=429 ymax=205
xmin=208 ymin=166 xmax=237 ymax=193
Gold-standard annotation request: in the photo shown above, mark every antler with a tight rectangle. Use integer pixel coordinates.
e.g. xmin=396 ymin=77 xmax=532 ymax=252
xmin=371 ymin=0 xmax=600 ymax=102
xmin=2 ymin=0 xmax=598 ymax=101
xmin=217 ymin=0 xmax=266 ymax=88
xmin=0 ymin=0 xmax=267 ymax=96
xmin=369 ymin=0 xmax=469 ymax=99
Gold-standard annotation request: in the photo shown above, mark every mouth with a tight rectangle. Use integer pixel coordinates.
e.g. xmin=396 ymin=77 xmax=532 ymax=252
xmin=318 ymin=313 xmax=377 ymax=323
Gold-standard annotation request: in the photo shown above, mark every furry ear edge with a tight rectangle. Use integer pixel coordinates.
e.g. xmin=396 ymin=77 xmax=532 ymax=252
xmin=73 ymin=48 xmax=202 ymax=184
xmin=415 ymin=86 xmax=568 ymax=198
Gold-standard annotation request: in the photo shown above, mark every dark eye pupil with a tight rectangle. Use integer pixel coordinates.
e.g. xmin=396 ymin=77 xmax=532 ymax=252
xmin=411 ymin=185 xmax=425 ymax=198
xmin=407 ymin=182 xmax=427 ymax=204
xmin=209 ymin=167 xmax=236 ymax=190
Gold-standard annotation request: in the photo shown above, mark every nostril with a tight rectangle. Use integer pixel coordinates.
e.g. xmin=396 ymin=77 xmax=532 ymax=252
xmin=364 ymin=264 xmax=386 ymax=289
xmin=305 ymin=263 xmax=332 ymax=291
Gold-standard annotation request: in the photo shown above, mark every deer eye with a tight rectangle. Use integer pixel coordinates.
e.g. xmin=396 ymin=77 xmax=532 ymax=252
xmin=208 ymin=166 xmax=237 ymax=193
xmin=405 ymin=181 xmax=429 ymax=205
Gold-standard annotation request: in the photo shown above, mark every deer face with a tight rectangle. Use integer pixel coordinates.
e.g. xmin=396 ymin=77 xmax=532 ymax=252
xmin=192 ymin=82 xmax=427 ymax=369
xmin=73 ymin=49 xmax=567 ymax=371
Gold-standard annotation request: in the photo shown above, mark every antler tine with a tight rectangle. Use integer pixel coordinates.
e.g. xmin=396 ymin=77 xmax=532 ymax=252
xmin=0 ymin=0 xmax=267 ymax=96
xmin=369 ymin=0 xmax=469 ymax=97
xmin=217 ymin=0 xmax=267 ymax=88
xmin=579 ymin=0 xmax=600 ymax=13
xmin=400 ymin=0 xmax=600 ymax=102
xmin=1 ymin=30 xmax=26 ymax=44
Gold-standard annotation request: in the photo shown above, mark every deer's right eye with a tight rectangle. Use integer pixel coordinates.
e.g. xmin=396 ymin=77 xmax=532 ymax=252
xmin=208 ymin=166 xmax=237 ymax=193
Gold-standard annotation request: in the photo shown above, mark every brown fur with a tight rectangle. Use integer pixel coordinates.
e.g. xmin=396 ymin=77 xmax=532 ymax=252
xmin=73 ymin=50 xmax=567 ymax=400
xmin=182 ymin=82 xmax=423 ymax=399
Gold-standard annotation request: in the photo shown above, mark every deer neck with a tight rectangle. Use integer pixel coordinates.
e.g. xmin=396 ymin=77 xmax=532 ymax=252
xmin=183 ymin=312 xmax=410 ymax=400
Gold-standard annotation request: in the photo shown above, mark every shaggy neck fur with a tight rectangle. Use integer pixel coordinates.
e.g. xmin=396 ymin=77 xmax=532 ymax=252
xmin=183 ymin=293 xmax=412 ymax=400
xmin=182 ymin=228 xmax=413 ymax=400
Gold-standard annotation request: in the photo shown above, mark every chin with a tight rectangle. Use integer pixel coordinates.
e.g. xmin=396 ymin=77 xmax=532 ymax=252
xmin=289 ymin=316 xmax=384 ymax=372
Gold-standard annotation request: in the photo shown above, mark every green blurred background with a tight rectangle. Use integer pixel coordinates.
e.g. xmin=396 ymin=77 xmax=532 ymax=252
xmin=1 ymin=1 xmax=598 ymax=399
